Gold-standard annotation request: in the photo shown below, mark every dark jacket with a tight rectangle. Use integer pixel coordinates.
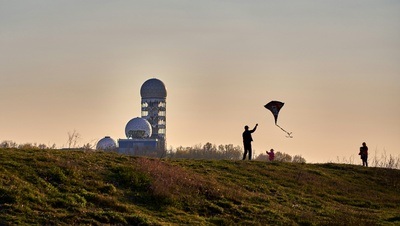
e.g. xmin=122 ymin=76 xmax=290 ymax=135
xmin=360 ymin=146 xmax=368 ymax=157
xmin=243 ymin=126 xmax=257 ymax=144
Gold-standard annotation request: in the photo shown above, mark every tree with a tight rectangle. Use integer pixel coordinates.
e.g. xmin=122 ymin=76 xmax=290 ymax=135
xmin=170 ymin=143 xmax=242 ymax=160
xmin=82 ymin=143 xmax=94 ymax=151
xmin=292 ymin=155 xmax=306 ymax=163
xmin=255 ymin=153 xmax=269 ymax=161
xmin=0 ymin=140 xmax=18 ymax=148
xmin=38 ymin=144 xmax=47 ymax=149
xmin=274 ymin=152 xmax=292 ymax=162
xmin=255 ymin=151 xmax=307 ymax=163
xmin=222 ymin=144 xmax=242 ymax=160
xmin=18 ymin=143 xmax=39 ymax=150
xmin=67 ymin=130 xmax=81 ymax=149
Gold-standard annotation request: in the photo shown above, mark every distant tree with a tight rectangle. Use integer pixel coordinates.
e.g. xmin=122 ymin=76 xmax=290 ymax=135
xmin=255 ymin=151 xmax=306 ymax=163
xmin=292 ymin=155 xmax=306 ymax=163
xmin=1 ymin=141 xmax=59 ymax=150
xmin=0 ymin=140 xmax=18 ymax=149
xmin=80 ymin=139 xmax=98 ymax=152
xmin=255 ymin=153 xmax=269 ymax=161
xmin=18 ymin=143 xmax=39 ymax=150
xmin=38 ymin=144 xmax=47 ymax=149
xmin=67 ymin=130 xmax=81 ymax=149
xmin=82 ymin=143 xmax=94 ymax=152
xmin=222 ymin=144 xmax=242 ymax=160
xmin=273 ymin=152 xmax=292 ymax=162
xmin=49 ymin=143 xmax=57 ymax=149
xmin=203 ymin=142 xmax=218 ymax=159
xmin=171 ymin=143 xmax=242 ymax=160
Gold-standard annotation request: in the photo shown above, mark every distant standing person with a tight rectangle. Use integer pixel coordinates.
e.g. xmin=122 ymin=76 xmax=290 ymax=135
xmin=266 ymin=149 xmax=275 ymax=161
xmin=242 ymin=123 xmax=258 ymax=160
xmin=359 ymin=142 xmax=368 ymax=167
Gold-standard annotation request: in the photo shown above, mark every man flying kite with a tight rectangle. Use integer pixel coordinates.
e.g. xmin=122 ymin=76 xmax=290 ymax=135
xmin=264 ymin=100 xmax=293 ymax=138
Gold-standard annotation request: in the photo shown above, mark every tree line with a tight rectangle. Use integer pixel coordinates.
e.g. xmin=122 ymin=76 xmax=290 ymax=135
xmin=1 ymin=139 xmax=306 ymax=163
xmin=0 ymin=140 xmax=57 ymax=150
xmin=165 ymin=142 xmax=306 ymax=163
xmin=168 ymin=143 xmax=243 ymax=160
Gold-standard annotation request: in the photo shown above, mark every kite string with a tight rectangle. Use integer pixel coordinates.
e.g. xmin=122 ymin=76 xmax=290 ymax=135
xmin=276 ymin=124 xmax=293 ymax=137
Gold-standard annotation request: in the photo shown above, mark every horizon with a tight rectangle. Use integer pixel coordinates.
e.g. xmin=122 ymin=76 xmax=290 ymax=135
xmin=1 ymin=1 xmax=399 ymax=163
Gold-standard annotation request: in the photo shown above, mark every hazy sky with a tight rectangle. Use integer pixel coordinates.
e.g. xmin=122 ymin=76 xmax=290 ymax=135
xmin=1 ymin=1 xmax=399 ymax=163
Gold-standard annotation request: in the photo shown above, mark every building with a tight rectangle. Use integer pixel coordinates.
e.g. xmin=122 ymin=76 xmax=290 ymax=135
xmin=118 ymin=117 xmax=159 ymax=154
xmin=96 ymin=136 xmax=117 ymax=151
xmin=140 ymin=78 xmax=167 ymax=151
xmin=97 ymin=78 xmax=167 ymax=155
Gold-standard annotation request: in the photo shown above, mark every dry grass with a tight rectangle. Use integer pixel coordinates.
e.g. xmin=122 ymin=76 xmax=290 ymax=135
xmin=135 ymin=158 xmax=247 ymax=208
xmin=333 ymin=149 xmax=400 ymax=169
xmin=1 ymin=148 xmax=399 ymax=225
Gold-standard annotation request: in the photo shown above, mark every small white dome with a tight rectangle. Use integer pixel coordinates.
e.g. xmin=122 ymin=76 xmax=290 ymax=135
xmin=96 ymin=136 xmax=117 ymax=151
xmin=125 ymin=117 xmax=152 ymax=139
xmin=140 ymin=78 xmax=167 ymax=99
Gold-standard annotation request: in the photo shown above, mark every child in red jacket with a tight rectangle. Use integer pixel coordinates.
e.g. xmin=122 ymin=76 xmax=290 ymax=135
xmin=266 ymin=149 xmax=275 ymax=161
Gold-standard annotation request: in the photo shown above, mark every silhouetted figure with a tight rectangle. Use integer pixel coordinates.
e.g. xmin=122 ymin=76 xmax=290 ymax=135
xmin=359 ymin=142 xmax=368 ymax=167
xmin=266 ymin=149 xmax=275 ymax=161
xmin=242 ymin=124 xmax=258 ymax=160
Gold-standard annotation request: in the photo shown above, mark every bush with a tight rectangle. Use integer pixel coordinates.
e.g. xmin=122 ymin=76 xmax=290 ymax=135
xmin=169 ymin=143 xmax=242 ymax=160
xmin=108 ymin=166 xmax=150 ymax=190
xmin=256 ymin=152 xmax=306 ymax=163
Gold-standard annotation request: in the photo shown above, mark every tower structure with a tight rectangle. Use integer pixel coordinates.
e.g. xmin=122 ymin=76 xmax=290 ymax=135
xmin=140 ymin=78 xmax=167 ymax=151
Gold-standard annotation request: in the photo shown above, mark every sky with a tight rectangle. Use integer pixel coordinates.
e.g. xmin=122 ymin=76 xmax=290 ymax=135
xmin=1 ymin=1 xmax=399 ymax=163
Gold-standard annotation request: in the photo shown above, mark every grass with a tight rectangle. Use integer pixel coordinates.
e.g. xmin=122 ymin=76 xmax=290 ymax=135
xmin=0 ymin=148 xmax=399 ymax=225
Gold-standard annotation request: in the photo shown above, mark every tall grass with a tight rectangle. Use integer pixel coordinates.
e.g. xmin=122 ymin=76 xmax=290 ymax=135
xmin=333 ymin=149 xmax=400 ymax=169
xmin=371 ymin=149 xmax=400 ymax=169
xmin=135 ymin=158 xmax=244 ymax=205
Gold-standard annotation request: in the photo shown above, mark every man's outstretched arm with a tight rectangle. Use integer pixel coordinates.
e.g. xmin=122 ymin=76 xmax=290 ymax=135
xmin=250 ymin=124 xmax=258 ymax=132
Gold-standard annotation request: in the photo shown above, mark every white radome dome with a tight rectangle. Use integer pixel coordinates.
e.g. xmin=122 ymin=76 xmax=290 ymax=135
xmin=125 ymin=117 xmax=152 ymax=139
xmin=96 ymin=136 xmax=117 ymax=151
xmin=140 ymin=78 xmax=167 ymax=99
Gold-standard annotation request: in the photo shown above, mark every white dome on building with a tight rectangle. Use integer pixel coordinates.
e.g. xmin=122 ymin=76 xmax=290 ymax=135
xmin=96 ymin=136 xmax=117 ymax=151
xmin=140 ymin=78 xmax=167 ymax=99
xmin=125 ymin=117 xmax=152 ymax=139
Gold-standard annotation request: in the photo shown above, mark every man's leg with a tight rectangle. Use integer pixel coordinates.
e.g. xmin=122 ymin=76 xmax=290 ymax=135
xmin=248 ymin=143 xmax=252 ymax=160
xmin=243 ymin=143 xmax=251 ymax=160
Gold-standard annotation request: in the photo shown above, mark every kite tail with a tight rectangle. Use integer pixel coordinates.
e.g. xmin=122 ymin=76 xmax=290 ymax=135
xmin=276 ymin=124 xmax=293 ymax=138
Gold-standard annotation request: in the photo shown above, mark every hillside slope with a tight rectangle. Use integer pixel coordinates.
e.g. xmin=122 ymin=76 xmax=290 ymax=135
xmin=0 ymin=149 xmax=399 ymax=225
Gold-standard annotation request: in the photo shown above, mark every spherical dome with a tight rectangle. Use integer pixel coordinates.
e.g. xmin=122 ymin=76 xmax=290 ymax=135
xmin=125 ymin=117 xmax=152 ymax=139
xmin=96 ymin=136 xmax=117 ymax=151
xmin=140 ymin=78 xmax=167 ymax=99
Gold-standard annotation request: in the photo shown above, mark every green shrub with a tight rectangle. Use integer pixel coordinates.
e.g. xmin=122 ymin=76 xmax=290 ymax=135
xmin=0 ymin=187 xmax=19 ymax=204
xmin=109 ymin=166 xmax=150 ymax=190
xmin=99 ymin=183 xmax=117 ymax=194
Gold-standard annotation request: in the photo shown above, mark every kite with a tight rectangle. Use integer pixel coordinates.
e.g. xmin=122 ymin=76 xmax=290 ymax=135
xmin=264 ymin=100 xmax=293 ymax=138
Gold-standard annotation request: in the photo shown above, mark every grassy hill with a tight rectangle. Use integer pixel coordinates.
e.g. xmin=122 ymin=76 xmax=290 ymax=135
xmin=0 ymin=149 xmax=399 ymax=225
